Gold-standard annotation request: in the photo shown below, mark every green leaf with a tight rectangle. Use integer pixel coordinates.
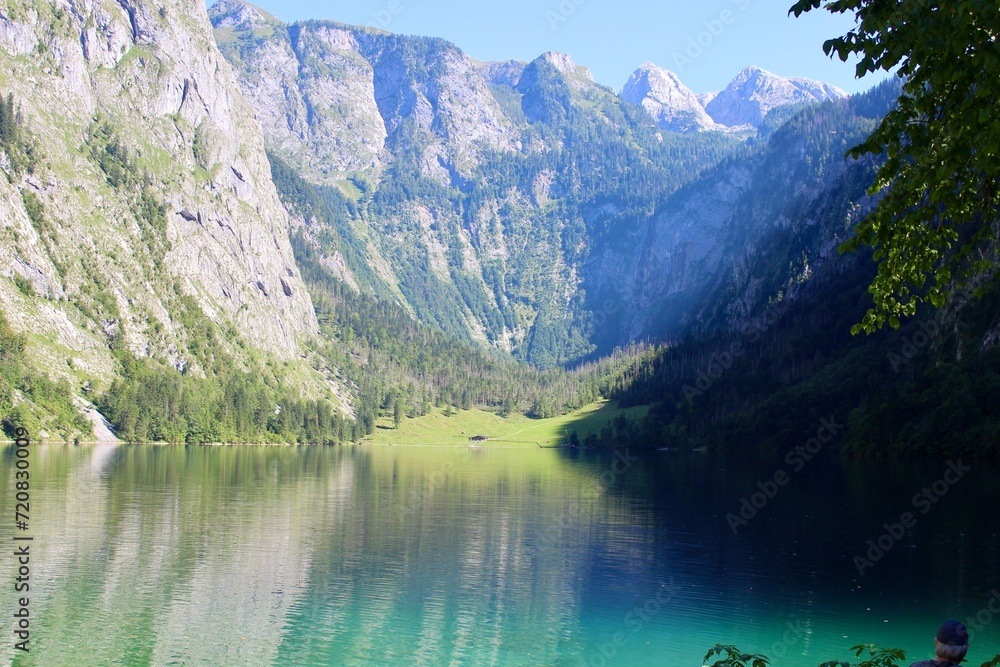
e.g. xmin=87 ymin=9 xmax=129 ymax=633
xmin=793 ymin=0 xmax=1000 ymax=332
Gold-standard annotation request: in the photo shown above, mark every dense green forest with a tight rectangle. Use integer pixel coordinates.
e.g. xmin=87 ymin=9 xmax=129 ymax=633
xmin=0 ymin=311 xmax=90 ymax=440
xmin=278 ymin=159 xmax=664 ymax=428
xmin=2 ymin=59 xmax=997 ymax=453
xmin=0 ymin=91 xmax=83 ymax=439
xmin=97 ymin=351 xmax=356 ymax=445
xmin=277 ymin=55 xmax=744 ymax=368
xmin=589 ymin=256 xmax=999 ymax=457
xmin=0 ymin=91 xmax=38 ymax=175
xmin=559 ymin=81 xmax=1000 ymax=457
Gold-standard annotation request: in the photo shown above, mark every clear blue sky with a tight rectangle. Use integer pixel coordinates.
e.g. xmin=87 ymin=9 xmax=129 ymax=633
xmin=220 ymin=0 xmax=882 ymax=95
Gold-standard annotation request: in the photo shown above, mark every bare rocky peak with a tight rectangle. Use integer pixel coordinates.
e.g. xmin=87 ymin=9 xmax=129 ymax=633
xmin=537 ymin=51 xmax=595 ymax=85
xmin=208 ymin=0 xmax=277 ymax=29
xmin=696 ymin=91 xmax=718 ymax=107
xmin=478 ymin=59 xmax=527 ymax=87
xmin=705 ymin=66 xmax=848 ymax=128
xmin=620 ymin=62 xmax=720 ymax=133
xmin=620 ymin=64 xmax=845 ymax=134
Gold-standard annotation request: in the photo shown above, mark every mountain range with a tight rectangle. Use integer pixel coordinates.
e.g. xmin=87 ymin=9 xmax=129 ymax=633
xmin=620 ymin=61 xmax=846 ymax=133
xmin=0 ymin=0 xmax=995 ymax=452
xmin=207 ymin=0 xmax=854 ymax=364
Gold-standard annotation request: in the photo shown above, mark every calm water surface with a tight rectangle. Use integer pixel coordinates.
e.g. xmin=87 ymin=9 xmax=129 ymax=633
xmin=1 ymin=444 xmax=998 ymax=667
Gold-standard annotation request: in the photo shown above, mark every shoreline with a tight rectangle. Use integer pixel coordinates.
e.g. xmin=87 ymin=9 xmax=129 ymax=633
xmin=0 ymin=439 xmax=552 ymax=449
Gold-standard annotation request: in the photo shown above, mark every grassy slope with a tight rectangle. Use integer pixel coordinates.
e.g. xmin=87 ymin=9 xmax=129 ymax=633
xmin=364 ymin=400 xmax=649 ymax=447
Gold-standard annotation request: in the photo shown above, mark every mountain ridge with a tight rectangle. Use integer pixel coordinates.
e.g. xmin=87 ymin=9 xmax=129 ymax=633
xmin=0 ymin=0 xmax=357 ymax=441
xmin=619 ymin=62 xmax=721 ymax=134
xmin=705 ymin=65 xmax=848 ymax=128
xmin=620 ymin=62 xmax=848 ymax=133
xmin=210 ymin=0 xmax=856 ymax=367
xmin=8 ymin=0 xmax=983 ymax=456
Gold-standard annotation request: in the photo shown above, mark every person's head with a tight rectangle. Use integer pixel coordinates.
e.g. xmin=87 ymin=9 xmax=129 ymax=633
xmin=934 ymin=619 xmax=969 ymax=664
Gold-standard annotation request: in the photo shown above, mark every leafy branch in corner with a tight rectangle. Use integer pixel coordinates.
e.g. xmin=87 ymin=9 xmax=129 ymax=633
xmin=704 ymin=642 xmax=1000 ymax=667
xmin=819 ymin=644 xmax=906 ymax=667
xmin=703 ymin=644 xmax=771 ymax=667
xmin=790 ymin=0 xmax=1000 ymax=333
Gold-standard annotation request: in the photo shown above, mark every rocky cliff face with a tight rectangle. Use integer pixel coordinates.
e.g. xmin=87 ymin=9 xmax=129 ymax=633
xmin=211 ymin=2 xmax=389 ymax=182
xmin=620 ymin=63 xmax=847 ymax=134
xmin=209 ymin=0 xmax=515 ymax=188
xmin=590 ymin=94 xmax=884 ymax=341
xmin=206 ymin=0 xmax=876 ymax=368
xmin=0 ymin=0 xmax=898 ymax=446
xmin=477 ymin=59 xmax=526 ymax=87
xmin=213 ymin=4 xmax=662 ymax=366
xmin=704 ymin=66 xmax=847 ymax=128
xmin=620 ymin=62 xmax=720 ymax=133
xmin=208 ymin=0 xmax=871 ymax=366
xmin=0 ymin=0 xmax=318 ymax=386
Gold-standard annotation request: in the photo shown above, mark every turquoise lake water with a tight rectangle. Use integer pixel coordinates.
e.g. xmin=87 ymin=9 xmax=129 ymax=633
xmin=1 ymin=444 xmax=998 ymax=666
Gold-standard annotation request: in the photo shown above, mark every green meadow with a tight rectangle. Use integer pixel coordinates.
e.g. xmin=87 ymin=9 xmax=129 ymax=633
xmin=363 ymin=400 xmax=649 ymax=447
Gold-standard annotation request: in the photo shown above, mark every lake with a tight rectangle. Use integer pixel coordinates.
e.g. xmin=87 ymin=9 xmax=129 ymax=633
xmin=1 ymin=444 xmax=998 ymax=666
